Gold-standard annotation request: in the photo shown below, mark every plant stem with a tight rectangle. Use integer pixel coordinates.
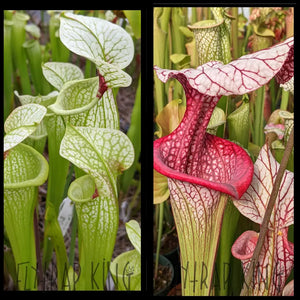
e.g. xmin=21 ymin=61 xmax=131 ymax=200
xmin=240 ymin=126 xmax=294 ymax=296
xmin=61 ymin=163 xmax=77 ymax=267
xmin=154 ymin=7 xmax=171 ymax=114
xmin=120 ymin=74 xmax=141 ymax=194
xmin=215 ymin=199 xmax=240 ymax=295
xmin=34 ymin=206 xmax=44 ymax=290
xmin=170 ymin=8 xmax=186 ymax=101
xmin=4 ymin=20 xmax=14 ymax=120
xmin=154 ymin=202 xmax=164 ymax=283
xmin=253 ymin=86 xmax=265 ymax=147
xmin=23 ymin=39 xmax=43 ymax=95
xmin=191 ymin=7 xmax=197 ymax=24
xmin=43 ymin=115 xmax=70 ymax=269
xmin=84 ymin=59 xmax=96 ymax=78
xmin=231 ymin=7 xmax=239 ymax=60
xmin=44 ymin=203 xmax=69 ymax=290
xmin=11 ymin=12 xmax=32 ymax=94
xmin=268 ymin=78 xmax=275 ymax=112
xmin=68 ymin=209 xmax=77 ymax=267
xmin=280 ymin=89 xmax=289 ymax=110
xmin=227 ymin=100 xmax=250 ymax=149
xmin=49 ymin=12 xmax=69 ymax=62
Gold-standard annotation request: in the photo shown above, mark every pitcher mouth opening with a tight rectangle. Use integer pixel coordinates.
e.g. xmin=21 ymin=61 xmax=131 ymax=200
xmin=231 ymin=230 xmax=259 ymax=260
xmin=154 ymin=132 xmax=253 ymax=199
xmin=4 ymin=143 xmax=49 ymax=189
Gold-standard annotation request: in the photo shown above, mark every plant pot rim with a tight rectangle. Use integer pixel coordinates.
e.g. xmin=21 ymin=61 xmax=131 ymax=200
xmin=153 ymin=254 xmax=175 ymax=296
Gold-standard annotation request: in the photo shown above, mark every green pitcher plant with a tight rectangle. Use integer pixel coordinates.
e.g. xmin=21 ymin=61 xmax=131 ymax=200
xmin=4 ymin=104 xmax=49 ymax=290
xmin=32 ymin=62 xmax=84 ymax=272
xmin=7 ymin=11 xmax=137 ymax=290
xmin=42 ymin=14 xmax=134 ymax=278
xmin=14 ymin=61 xmax=86 ymax=273
xmin=58 ymin=12 xmax=134 ymax=89
xmin=14 ymin=91 xmax=59 ymax=154
xmin=188 ymin=7 xmax=233 ymax=65
xmin=153 ymin=37 xmax=293 ymax=295
xmin=62 ymin=125 xmax=134 ymax=290
xmin=110 ymin=220 xmax=141 ymax=291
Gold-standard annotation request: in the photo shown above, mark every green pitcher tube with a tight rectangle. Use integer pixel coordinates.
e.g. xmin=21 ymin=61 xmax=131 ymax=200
xmin=11 ymin=12 xmax=31 ymax=94
xmin=4 ymin=143 xmax=49 ymax=290
xmin=227 ymin=100 xmax=250 ymax=149
xmin=188 ymin=8 xmax=233 ymax=65
xmin=68 ymin=175 xmax=119 ymax=290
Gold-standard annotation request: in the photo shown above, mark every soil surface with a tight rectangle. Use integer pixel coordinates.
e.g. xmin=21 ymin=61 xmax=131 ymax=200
xmin=153 ymin=263 xmax=173 ymax=295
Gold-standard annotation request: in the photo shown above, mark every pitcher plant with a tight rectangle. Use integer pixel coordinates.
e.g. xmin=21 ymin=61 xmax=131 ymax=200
xmin=153 ymin=36 xmax=293 ymax=295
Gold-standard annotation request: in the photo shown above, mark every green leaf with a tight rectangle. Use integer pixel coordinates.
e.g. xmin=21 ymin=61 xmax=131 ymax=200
xmin=60 ymin=124 xmax=134 ymax=198
xmin=64 ymin=266 xmax=78 ymax=291
xmin=170 ymin=53 xmax=191 ymax=69
xmin=65 ymin=88 xmax=119 ymax=129
xmin=44 ymin=202 xmax=69 ymax=290
xmin=179 ymin=25 xmax=194 ymax=38
xmin=123 ymin=10 xmax=141 ymax=39
xmin=109 ymin=249 xmax=141 ymax=291
xmin=227 ymin=101 xmax=250 ymax=149
xmin=125 ymin=220 xmax=141 ymax=255
xmin=253 ymin=24 xmax=275 ymax=38
xmin=13 ymin=91 xmax=50 ymax=153
xmin=42 ymin=62 xmax=84 ymax=91
xmin=23 ymin=120 xmax=47 ymax=140
xmin=15 ymin=90 xmax=58 ymax=108
xmin=59 ymin=12 xmax=134 ymax=69
xmin=155 ymin=98 xmax=185 ymax=138
xmin=94 ymin=59 xmax=132 ymax=88
xmin=153 ymin=7 xmax=171 ymax=114
xmin=207 ymin=106 xmax=226 ymax=135
xmin=42 ymin=114 xmax=70 ymax=269
xmin=62 ymin=124 xmax=135 ymax=290
xmin=4 ymin=104 xmax=47 ymax=152
xmin=153 ymin=169 xmax=169 ymax=204
xmin=48 ymin=77 xmax=99 ymax=115
xmin=22 ymin=120 xmax=48 ymax=154
xmin=25 ymin=23 xmax=40 ymax=38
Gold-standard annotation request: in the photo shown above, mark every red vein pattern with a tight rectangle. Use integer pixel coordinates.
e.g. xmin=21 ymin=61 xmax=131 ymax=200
xmin=232 ymin=144 xmax=294 ymax=295
xmin=154 ymin=36 xmax=293 ymax=296
xmin=232 ymin=229 xmax=293 ymax=295
xmin=153 ymin=37 xmax=293 ymax=199
xmin=233 ymin=144 xmax=294 ymax=229
xmin=168 ymin=178 xmax=227 ymax=295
